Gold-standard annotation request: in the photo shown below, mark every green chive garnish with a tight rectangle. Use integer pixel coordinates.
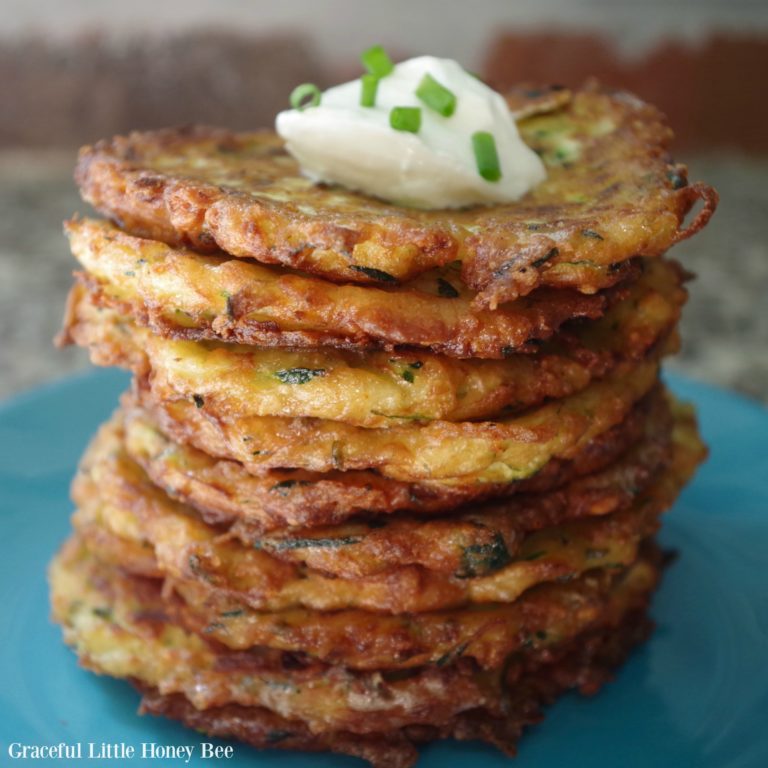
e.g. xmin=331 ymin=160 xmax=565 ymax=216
xmin=289 ymin=83 xmax=321 ymax=111
xmin=416 ymin=73 xmax=457 ymax=117
xmin=390 ymin=106 xmax=421 ymax=133
xmin=360 ymin=74 xmax=379 ymax=107
xmin=361 ymin=45 xmax=394 ymax=77
xmin=472 ymin=131 xmax=502 ymax=182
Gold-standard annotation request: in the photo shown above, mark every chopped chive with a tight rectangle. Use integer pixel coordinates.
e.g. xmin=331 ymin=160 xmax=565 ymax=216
xmin=192 ymin=394 xmax=205 ymax=409
xmin=360 ymin=74 xmax=379 ymax=107
xmin=390 ymin=106 xmax=421 ymax=133
xmin=472 ymin=131 xmax=501 ymax=182
xmin=361 ymin=45 xmax=394 ymax=77
xmin=289 ymin=83 xmax=321 ymax=111
xmin=416 ymin=73 xmax=457 ymax=117
xmin=402 ymin=369 xmax=415 ymax=383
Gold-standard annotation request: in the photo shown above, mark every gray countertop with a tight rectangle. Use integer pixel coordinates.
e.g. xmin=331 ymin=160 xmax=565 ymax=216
xmin=1 ymin=149 xmax=766 ymax=404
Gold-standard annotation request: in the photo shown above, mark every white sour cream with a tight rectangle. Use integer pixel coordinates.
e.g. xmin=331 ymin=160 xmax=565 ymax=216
xmin=276 ymin=56 xmax=546 ymax=209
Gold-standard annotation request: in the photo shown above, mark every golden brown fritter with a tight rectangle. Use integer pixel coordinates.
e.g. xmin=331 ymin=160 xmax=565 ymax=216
xmin=64 ymin=217 xmax=624 ymax=359
xmin=168 ymin=552 xmax=657 ymax=670
xmin=229 ymin=395 xmax=679 ymax=577
xmin=122 ymin=390 xmax=651 ymax=529
xmin=51 ymin=536 xmax=657 ymax=767
xmin=92 ymin=402 xmax=700 ymax=670
xmin=71 ymin=411 xmax=679 ymax=614
xmin=52 ymin=532 xmax=659 ymax=675
xmin=77 ymin=390 xmax=675 ymax=584
xmin=61 ymin=258 xmax=686 ymax=426
xmin=137 ymin=605 xmax=653 ymax=768
xmin=132 ymin=354 xmax=661 ymax=483
xmin=74 ymin=85 xmax=716 ymax=308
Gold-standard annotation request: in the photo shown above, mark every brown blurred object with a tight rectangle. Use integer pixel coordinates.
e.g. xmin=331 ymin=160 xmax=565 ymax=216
xmin=0 ymin=31 xmax=328 ymax=149
xmin=485 ymin=32 xmax=767 ymax=153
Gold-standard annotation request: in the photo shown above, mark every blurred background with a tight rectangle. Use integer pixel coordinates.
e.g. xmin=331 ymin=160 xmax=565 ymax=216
xmin=1 ymin=0 xmax=766 ymax=401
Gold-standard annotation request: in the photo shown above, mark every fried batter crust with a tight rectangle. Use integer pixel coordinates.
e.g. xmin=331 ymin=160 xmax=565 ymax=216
xmin=74 ymin=85 xmax=716 ymax=307
xmin=64 ymin=217 xmax=622 ymax=359
xmin=61 ymin=258 xmax=686 ymax=426
xmin=230 ymin=393 xmax=677 ymax=577
xmin=135 ymin=408 xmax=701 ymax=670
xmin=122 ymin=389 xmax=649 ymax=529
xmin=136 ymin=604 xmax=653 ymax=768
xmin=51 ymin=535 xmax=659 ymax=707
xmin=71 ymin=398 xmax=700 ymax=617
xmin=108 ymin=392 xmax=674 ymax=566
xmin=132 ymin=355 xmax=661 ymax=483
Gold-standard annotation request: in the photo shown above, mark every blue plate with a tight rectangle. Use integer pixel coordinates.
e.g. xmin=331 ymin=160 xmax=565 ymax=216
xmin=1 ymin=370 xmax=766 ymax=767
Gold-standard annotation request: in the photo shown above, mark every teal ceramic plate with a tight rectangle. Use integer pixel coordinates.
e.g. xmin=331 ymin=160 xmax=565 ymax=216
xmin=0 ymin=370 xmax=766 ymax=767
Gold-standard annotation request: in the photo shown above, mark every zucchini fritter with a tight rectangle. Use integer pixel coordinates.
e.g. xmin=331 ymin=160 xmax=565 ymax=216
xmin=71 ymin=396 xmax=700 ymax=616
xmin=62 ymin=258 xmax=685 ymax=426
xmin=134 ymin=355 xmax=661 ymax=483
xmin=136 ymin=602 xmax=653 ymax=768
xmin=74 ymin=85 xmax=716 ymax=308
xmin=234 ymin=395 xmax=680 ymax=576
xmin=51 ymin=536 xmax=658 ymax=767
xmin=79 ymin=389 xmax=674 ymax=582
xmin=122 ymin=391 xmax=651 ymax=529
xmin=52 ymin=533 xmax=659 ymax=675
xmin=64 ymin=217 xmax=621 ymax=359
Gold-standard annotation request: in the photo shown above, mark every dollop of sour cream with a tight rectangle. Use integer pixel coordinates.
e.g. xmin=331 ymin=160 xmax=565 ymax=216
xmin=276 ymin=56 xmax=546 ymax=209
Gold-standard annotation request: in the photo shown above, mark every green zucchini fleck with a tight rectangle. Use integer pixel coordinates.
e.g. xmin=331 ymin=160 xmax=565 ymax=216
xmin=261 ymin=535 xmax=364 ymax=551
xmin=457 ymin=533 xmax=512 ymax=578
xmin=435 ymin=640 xmax=470 ymax=667
xmin=220 ymin=608 xmax=245 ymax=618
xmin=437 ymin=277 xmax=460 ymax=298
xmin=274 ymin=368 xmax=326 ymax=385
xmin=532 ymin=247 xmax=559 ymax=268
xmin=270 ymin=479 xmax=312 ymax=496
xmin=666 ymin=169 xmax=687 ymax=190
xmin=188 ymin=553 xmax=212 ymax=581
xmin=350 ymin=265 xmax=398 ymax=283
xmin=266 ymin=730 xmax=293 ymax=744
xmin=520 ymin=549 xmax=546 ymax=562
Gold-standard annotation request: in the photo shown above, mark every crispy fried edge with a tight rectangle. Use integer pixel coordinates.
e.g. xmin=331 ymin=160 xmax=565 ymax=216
xmin=121 ymin=388 xmax=653 ymax=530
xmin=74 ymin=86 xmax=716 ymax=307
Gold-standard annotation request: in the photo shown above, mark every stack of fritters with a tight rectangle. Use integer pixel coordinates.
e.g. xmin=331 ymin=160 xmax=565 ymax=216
xmin=50 ymin=84 xmax=716 ymax=767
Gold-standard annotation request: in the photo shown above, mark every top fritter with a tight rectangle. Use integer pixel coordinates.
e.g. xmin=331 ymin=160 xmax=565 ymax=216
xmin=75 ymin=83 xmax=716 ymax=309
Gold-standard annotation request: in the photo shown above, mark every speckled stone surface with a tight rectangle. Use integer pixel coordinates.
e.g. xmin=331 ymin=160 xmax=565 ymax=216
xmin=0 ymin=149 xmax=766 ymax=404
